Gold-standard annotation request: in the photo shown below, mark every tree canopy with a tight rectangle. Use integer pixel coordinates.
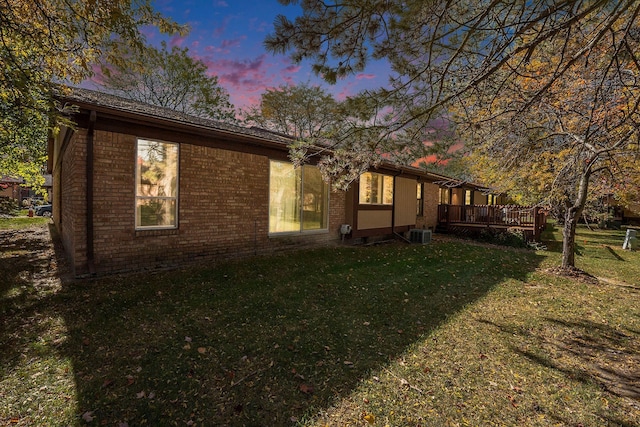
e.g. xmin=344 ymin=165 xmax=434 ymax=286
xmin=266 ymin=0 xmax=640 ymax=167
xmin=266 ymin=0 xmax=640 ymax=268
xmin=0 ymin=0 xmax=183 ymax=186
xmin=243 ymin=83 xmax=341 ymax=139
xmin=97 ymin=42 xmax=236 ymax=122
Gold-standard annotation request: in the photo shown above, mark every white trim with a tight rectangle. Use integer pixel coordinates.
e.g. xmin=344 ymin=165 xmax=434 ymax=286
xmin=135 ymin=138 xmax=179 ymax=230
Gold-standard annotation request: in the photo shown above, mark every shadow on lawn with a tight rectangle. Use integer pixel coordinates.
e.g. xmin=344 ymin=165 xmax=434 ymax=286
xmin=477 ymin=311 xmax=640 ymax=426
xmin=2 ymin=227 xmax=544 ymax=426
xmin=541 ymin=222 xmax=628 ymax=255
xmin=0 ymin=224 xmax=61 ymax=381
xmin=516 ymin=318 xmax=640 ymax=400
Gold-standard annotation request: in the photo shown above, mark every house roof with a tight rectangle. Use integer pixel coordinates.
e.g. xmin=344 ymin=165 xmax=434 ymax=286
xmin=59 ymin=87 xmax=297 ymax=146
xmin=0 ymin=176 xmax=24 ymax=184
xmin=59 ymin=87 xmax=469 ymax=185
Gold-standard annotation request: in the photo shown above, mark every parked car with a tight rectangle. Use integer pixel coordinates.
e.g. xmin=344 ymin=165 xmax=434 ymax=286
xmin=34 ymin=204 xmax=52 ymax=217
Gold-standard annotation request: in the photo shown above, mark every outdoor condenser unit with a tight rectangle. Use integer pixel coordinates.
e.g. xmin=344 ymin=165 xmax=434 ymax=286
xmin=409 ymin=229 xmax=432 ymax=244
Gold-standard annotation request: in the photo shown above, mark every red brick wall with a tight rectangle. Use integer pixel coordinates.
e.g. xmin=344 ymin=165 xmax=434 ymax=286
xmin=415 ymin=183 xmax=439 ymax=230
xmin=56 ymin=128 xmax=89 ymax=275
xmin=60 ymin=128 xmax=346 ymax=276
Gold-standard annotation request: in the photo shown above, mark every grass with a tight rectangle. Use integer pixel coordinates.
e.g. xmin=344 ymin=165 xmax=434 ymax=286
xmin=1 ymin=222 xmax=639 ymax=426
xmin=0 ymin=215 xmax=50 ymax=230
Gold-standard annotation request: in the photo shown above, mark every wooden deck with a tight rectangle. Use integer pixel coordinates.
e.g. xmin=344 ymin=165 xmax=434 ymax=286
xmin=437 ymin=204 xmax=546 ymax=241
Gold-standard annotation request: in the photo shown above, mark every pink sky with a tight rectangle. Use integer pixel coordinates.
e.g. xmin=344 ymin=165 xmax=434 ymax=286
xmin=115 ymin=0 xmax=390 ymax=113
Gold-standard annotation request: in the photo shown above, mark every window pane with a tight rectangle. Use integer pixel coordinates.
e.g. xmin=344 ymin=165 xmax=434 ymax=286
xmin=359 ymin=172 xmax=372 ymax=204
xmin=136 ymin=139 xmax=178 ymax=228
xmin=383 ymin=176 xmax=394 ymax=205
xmin=360 ymin=172 xmax=393 ymax=205
xmin=269 ymin=161 xmax=301 ymax=233
xmin=136 ymin=198 xmax=177 ymax=227
xmin=302 ymin=165 xmax=328 ymax=230
xmin=439 ymin=188 xmax=450 ymax=204
xmin=137 ymin=140 xmax=178 ymax=197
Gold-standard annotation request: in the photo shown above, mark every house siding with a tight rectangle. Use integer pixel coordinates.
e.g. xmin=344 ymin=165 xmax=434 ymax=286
xmin=394 ymin=177 xmax=418 ymax=227
xmin=58 ymin=127 xmax=345 ymax=276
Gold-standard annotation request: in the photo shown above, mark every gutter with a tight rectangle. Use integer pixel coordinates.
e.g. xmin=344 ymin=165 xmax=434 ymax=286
xmin=390 ymin=170 xmax=403 ymax=236
xmin=86 ymin=110 xmax=96 ymax=276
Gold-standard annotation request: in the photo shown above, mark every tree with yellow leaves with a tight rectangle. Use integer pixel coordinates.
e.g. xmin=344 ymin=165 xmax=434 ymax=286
xmin=0 ymin=0 xmax=184 ymax=187
xmin=267 ymin=0 xmax=640 ymax=270
xmin=458 ymin=26 xmax=640 ymax=269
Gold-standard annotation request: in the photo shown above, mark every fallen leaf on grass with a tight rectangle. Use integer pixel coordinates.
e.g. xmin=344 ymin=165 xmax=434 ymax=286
xmin=197 ymin=347 xmax=206 ymax=354
xmin=82 ymin=411 xmax=94 ymax=422
xmin=136 ymin=391 xmax=146 ymax=399
xmin=363 ymin=413 xmax=375 ymax=424
xmin=510 ymin=384 xmax=523 ymax=393
xmin=299 ymin=383 xmax=314 ymax=394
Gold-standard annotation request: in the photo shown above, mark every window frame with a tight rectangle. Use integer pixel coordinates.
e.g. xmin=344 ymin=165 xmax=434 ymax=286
xmin=268 ymin=160 xmax=330 ymax=236
xmin=135 ymin=138 xmax=179 ymax=230
xmin=464 ymin=189 xmax=473 ymax=206
xmin=417 ymin=182 xmax=424 ymax=216
xmin=358 ymin=172 xmax=394 ymax=206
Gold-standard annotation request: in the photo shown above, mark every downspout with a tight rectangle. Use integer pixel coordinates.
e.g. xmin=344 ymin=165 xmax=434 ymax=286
xmin=86 ymin=110 xmax=96 ymax=276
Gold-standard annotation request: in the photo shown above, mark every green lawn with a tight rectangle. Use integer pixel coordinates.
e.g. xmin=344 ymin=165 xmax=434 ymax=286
xmin=1 ymin=223 xmax=638 ymax=426
xmin=0 ymin=215 xmax=50 ymax=230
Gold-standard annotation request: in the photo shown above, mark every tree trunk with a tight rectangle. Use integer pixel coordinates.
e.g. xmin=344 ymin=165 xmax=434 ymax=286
xmin=562 ymin=208 xmax=579 ymax=268
xmin=561 ymin=170 xmax=592 ymax=269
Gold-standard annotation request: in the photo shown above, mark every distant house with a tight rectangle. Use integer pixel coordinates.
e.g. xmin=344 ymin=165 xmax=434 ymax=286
xmin=49 ymin=88 xmax=446 ymax=277
xmin=607 ymin=196 xmax=640 ymax=226
xmin=0 ymin=176 xmax=24 ymax=201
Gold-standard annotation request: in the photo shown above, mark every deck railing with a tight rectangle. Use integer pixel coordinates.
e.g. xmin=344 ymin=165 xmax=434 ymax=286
xmin=438 ymin=204 xmax=547 ymax=240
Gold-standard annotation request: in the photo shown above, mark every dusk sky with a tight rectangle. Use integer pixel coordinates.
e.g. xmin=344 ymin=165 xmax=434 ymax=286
xmin=139 ymin=0 xmax=390 ymax=112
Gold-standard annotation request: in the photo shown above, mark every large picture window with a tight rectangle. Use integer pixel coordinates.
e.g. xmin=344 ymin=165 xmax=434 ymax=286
xmin=269 ymin=160 xmax=328 ymax=233
xmin=359 ymin=172 xmax=393 ymax=205
xmin=136 ymin=139 xmax=178 ymax=229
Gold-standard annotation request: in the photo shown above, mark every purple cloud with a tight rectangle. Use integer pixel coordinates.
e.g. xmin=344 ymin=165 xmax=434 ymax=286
xmin=283 ymin=64 xmax=301 ymax=73
xmin=221 ymin=37 xmax=245 ymax=49
xmin=169 ymin=34 xmax=187 ymax=47
xmin=356 ymin=73 xmax=376 ymax=80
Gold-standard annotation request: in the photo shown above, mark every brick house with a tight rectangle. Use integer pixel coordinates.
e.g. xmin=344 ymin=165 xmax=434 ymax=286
xmin=49 ymin=88 xmax=444 ymax=277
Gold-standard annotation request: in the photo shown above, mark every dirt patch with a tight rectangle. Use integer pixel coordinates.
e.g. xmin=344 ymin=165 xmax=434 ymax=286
xmin=545 ymin=266 xmax=600 ymax=284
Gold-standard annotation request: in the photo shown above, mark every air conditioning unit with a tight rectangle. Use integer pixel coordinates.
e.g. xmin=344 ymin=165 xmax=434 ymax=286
xmin=409 ymin=229 xmax=432 ymax=244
